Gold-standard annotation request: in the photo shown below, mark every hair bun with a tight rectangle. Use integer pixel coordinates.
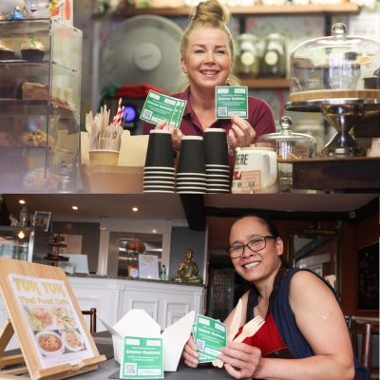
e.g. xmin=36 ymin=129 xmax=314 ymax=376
xmin=192 ymin=0 xmax=230 ymax=25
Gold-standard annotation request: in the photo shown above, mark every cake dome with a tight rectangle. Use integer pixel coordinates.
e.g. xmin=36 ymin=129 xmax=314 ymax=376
xmin=256 ymin=116 xmax=316 ymax=192
xmin=288 ymin=23 xmax=380 ymax=104
xmin=256 ymin=116 xmax=316 ymax=160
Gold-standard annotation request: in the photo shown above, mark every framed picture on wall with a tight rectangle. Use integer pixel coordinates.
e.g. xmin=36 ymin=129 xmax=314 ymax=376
xmin=33 ymin=211 xmax=52 ymax=232
xmin=358 ymin=242 xmax=379 ymax=310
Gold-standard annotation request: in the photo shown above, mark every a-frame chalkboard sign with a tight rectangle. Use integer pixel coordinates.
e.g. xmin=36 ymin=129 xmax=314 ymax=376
xmin=0 ymin=258 xmax=106 ymax=380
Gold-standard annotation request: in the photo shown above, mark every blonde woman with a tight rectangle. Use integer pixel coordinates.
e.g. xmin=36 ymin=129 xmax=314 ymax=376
xmin=143 ymin=0 xmax=276 ymax=168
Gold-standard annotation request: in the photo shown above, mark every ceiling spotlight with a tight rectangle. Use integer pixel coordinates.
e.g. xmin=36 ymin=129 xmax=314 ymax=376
xmin=72 ymin=206 xmax=78 ymax=211
xmin=132 ymin=207 xmax=138 ymax=212
xmin=18 ymin=199 xmax=26 ymax=205
xmin=18 ymin=230 xmax=25 ymax=239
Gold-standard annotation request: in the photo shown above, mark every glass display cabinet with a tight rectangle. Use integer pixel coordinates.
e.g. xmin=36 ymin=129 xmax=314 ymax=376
xmin=0 ymin=226 xmax=50 ymax=263
xmin=286 ymin=23 xmax=380 ymax=157
xmin=0 ymin=19 xmax=82 ymax=192
xmin=0 ymin=226 xmax=33 ymax=261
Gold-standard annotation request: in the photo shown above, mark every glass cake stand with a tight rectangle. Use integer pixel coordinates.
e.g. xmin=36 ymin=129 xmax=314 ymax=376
xmin=286 ymin=97 xmax=380 ymax=157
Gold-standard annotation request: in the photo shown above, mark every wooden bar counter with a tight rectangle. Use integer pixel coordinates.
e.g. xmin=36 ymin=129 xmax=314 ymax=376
xmin=291 ymin=157 xmax=380 ymax=191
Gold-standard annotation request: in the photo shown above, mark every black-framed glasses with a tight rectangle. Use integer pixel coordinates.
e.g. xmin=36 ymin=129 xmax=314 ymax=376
xmin=227 ymin=236 xmax=275 ymax=259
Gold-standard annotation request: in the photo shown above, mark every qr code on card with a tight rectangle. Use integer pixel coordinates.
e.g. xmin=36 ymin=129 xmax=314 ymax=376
xmin=217 ymin=107 xmax=227 ymax=117
xmin=142 ymin=109 xmax=153 ymax=120
xmin=124 ymin=363 xmax=137 ymax=375
xmin=196 ymin=339 xmax=205 ymax=351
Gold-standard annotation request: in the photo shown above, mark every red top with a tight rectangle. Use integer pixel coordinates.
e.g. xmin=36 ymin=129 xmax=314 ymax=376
xmin=236 ymin=313 xmax=287 ymax=356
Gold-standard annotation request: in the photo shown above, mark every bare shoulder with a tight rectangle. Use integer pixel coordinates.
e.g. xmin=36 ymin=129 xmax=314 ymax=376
xmin=291 ymin=269 xmax=323 ymax=285
xmin=289 ymin=270 xmax=335 ymax=302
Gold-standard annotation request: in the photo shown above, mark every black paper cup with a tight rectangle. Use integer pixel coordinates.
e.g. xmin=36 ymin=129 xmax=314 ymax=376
xmin=364 ymin=76 xmax=380 ymax=89
xmin=177 ymin=136 xmax=206 ymax=174
xmin=204 ymin=129 xmax=229 ymax=166
xmin=145 ymin=130 xmax=175 ymax=168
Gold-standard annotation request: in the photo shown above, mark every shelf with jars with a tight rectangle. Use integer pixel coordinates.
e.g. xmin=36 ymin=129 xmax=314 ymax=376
xmin=0 ymin=18 xmax=82 ymax=193
xmin=103 ymin=3 xmax=359 ymax=90
xmin=113 ymin=3 xmax=360 ymax=18
xmin=234 ymin=32 xmax=289 ymax=87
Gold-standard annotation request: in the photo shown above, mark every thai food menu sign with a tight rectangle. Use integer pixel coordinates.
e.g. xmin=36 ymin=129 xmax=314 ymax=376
xmin=8 ymin=273 xmax=96 ymax=369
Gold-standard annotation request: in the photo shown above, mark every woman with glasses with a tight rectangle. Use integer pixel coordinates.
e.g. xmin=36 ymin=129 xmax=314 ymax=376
xmin=183 ymin=214 xmax=368 ymax=380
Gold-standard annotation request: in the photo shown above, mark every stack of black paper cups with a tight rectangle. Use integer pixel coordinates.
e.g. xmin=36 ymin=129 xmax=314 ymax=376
xmin=176 ymin=136 xmax=207 ymax=194
xmin=204 ymin=129 xmax=230 ymax=193
xmin=143 ymin=130 xmax=176 ymax=193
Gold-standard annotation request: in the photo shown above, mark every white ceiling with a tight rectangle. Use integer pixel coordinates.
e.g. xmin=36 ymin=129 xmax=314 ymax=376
xmin=2 ymin=193 xmax=378 ymax=250
xmin=2 ymin=193 xmax=377 ymax=220
xmin=2 ymin=194 xmax=187 ymax=221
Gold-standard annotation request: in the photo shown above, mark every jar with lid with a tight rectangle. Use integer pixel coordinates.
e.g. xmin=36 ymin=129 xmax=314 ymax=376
xmin=160 ymin=264 xmax=167 ymax=281
xmin=234 ymin=33 xmax=260 ymax=78
xmin=126 ymin=250 xmax=139 ymax=278
xmin=256 ymin=116 xmax=316 ymax=193
xmin=261 ymin=33 xmax=287 ymax=78
xmin=19 ymin=206 xmax=29 ymax=227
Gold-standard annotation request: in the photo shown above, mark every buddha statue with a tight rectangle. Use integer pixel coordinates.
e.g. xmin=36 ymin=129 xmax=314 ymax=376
xmin=174 ymin=247 xmax=202 ymax=285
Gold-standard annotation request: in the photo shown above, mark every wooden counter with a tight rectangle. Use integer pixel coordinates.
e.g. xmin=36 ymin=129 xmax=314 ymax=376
xmin=291 ymin=157 xmax=380 ymax=191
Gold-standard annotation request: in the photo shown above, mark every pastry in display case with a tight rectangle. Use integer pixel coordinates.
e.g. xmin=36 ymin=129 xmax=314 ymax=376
xmin=0 ymin=18 xmax=82 ymax=192
xmin=286 ymin=23 xmax=380 ymax=157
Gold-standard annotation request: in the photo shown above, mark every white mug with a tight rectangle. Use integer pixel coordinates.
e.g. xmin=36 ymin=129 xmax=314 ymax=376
xmin=232 ymin=147 xmax=278 ymax=194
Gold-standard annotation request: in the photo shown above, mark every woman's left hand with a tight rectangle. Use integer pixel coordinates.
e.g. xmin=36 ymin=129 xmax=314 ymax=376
xmin=228 ymin=114 xmax=256 ymax=152
xmin=219 ymin=341 xmax=262 ymax=379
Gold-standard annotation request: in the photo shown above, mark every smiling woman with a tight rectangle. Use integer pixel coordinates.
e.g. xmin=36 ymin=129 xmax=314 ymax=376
xmin=182 ymin=213 xmax=368 ymax=380
xmin=143 ymin=0 xmax=276 ymax=171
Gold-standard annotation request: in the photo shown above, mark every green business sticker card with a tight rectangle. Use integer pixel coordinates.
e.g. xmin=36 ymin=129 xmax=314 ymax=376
xmin=120 ymin=336 xmax=163 ymax=379
xmin=140 ymin=90 xmax=186 ymax=129
xmin=193 ymin=315 xmax=227 ymax=363
xmin=215 ymin=86 xmax=248 ymax=119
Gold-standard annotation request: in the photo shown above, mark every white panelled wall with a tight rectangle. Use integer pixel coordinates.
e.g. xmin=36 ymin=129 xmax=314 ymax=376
xmin=0 ymin=276 xmax=205 ymax=350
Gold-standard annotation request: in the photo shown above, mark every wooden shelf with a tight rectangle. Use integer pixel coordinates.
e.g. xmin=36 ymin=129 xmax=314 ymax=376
xmin=240 ymin=78 xmax=290 ymax=89
xmin=292 ymin=157 xmax=380 ymax=191
xmin=114 ymin=3 xmax=360 ymax=18
xmin=96 ymin=3 xmax=360 ymax=91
